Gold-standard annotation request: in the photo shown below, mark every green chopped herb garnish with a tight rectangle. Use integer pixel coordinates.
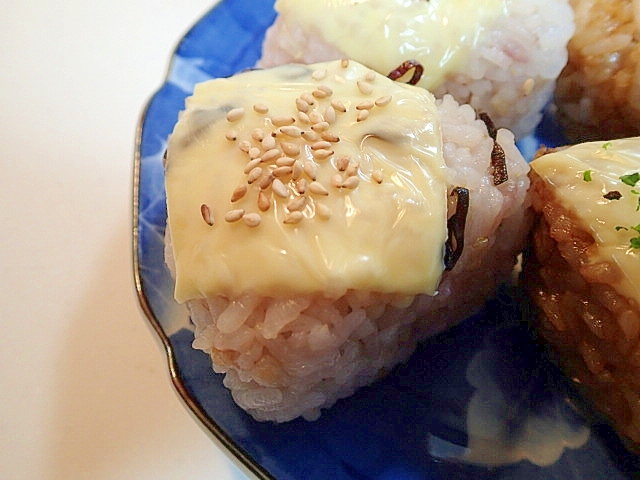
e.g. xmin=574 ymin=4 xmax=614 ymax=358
xmin=631 ymin=237 xmax=640 ymax=249
xmin=602 ymin=141 xmax=613 ymax=150
xmin=620 ymin=172 xmax=640 ymax=187
xmin=583 ymin=170 xmax=592 ymax=182
xmin=616 ymin=226 xmax=629 ymax=231
xmin=633 ymin=224 xmax=640 ymax=234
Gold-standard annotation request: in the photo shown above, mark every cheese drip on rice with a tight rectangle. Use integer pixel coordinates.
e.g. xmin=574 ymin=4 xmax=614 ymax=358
xmin=164 ymin=60 xmax=531 ymax=422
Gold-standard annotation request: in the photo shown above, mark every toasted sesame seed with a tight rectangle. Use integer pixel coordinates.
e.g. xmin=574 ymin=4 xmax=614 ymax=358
xmin=522 ymin=78 xmax=535 ymax=96
xmin=225 ymin=208 xmax=245 ymax=222
xmin=341 ymin=175 xmax=360 ymax=189
xmin=276 ymin=156 xmax=296 ymax=167
xmin=309 ymin=181 xmax=329 ymax=195
xmin=226 ymin=107 xmax=245 ymax=122
xmin=287 ymin=195 xmax=306 ymax=211
xmin=303 ymin=161 xmax=318 ymax=180
xmin=311 ymin=141 xmax=332 ymax=150
xmin=365 ymin=70 xmax=376 ymax=82
xmin=340 ymin=58 xmax=349 ymax=68
xmin=312 ymin=148 xmax=333 ymax=160
xmin=225 ymin=130 xmax=238 ymax=141
xmin=301 ymin=130 xmax=321 ymax=142
xmin=281 ymin=142 xmax=300 ymax=157
xmin=261 ymin=135 xmax=276 ymax=150
xmin=356 ymin=100 xmax=374 ymax=110
xmin=200 ymin=204 xmax=214 ymax=225
xmin=258 ymin=173 xmax=274 ymax=190
xmin=311 ymin=68 xmax=327 ymax=81
xmin=321 ymin=131 xmax=340 ymax=143
xmin=279 ymin=125 xmax=302 ymax=138
xmin=253 ymin=103 xmax=269 ymax=114
xmin=283 ymin=211 xmax=304 ymax=224
xmin=242 ymin=212 xmax=261 ymax=227
xmin=316 ymin=202 xmax=331 ymax=219
xmin=273 ymin=165 xmax=293 ymax=177
xmin=301 ymin=93 xmax=315 ymax=106
xmin=272 ymin=178 xmax=289 ymax=198
xmin=244 ymin=158 xmax=262 ymax=174
xmin=271 ymin=116 xmax=296 ymax=127
xmin=296 ymin=98 xmax=310 ymax=113
xmin=372 ymin=169 xmax=384 ymax=184
xmin=257 ymin=191 xmax=270 ymax=211
xmin=292 ymin=160 xmax=303 ymax=180
xmin=331 ymin=173 xmax=344 ymax=188
xmin=330 ymin=99 xmax=347 ymax=113
xmin=247 ymin=166 xmax=263 ymax=183
xmin=356 ymin=109 xmax=370 ymax=122
xmin=295 ymin=178 xmax=307 ymax=194
xmin=297 ymin=111 xmax=311 ymax=124
xmin=375 ymin=95 xmax=392 ymax=107
xmin=261 ymin=148 xmax=282 ymax=163
xmin=230 ymin=185 xmax=248 ymax=202
xmin=335 ymin=156 xmax=350 ymax=171
xmin=311 ymin=121 xmax=330 ymax=132
xmin=357 ymin=81 xmax=373 ymax=95
xmin=324 ymin=106 xmax=336 ymax=124
xmin=239 ymin=140 xmax=252 ymax=153
xmin=251 ymin=128 xmax=265 ymax=142
xmin=308 ymin=110 xmax=325 ymax=124
xmin=249 ymin=147 xmax=261 ymax=159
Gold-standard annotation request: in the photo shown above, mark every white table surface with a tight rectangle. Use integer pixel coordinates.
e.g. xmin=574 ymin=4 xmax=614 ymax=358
xmin=0 ymin=1 xmax=251 ymax=478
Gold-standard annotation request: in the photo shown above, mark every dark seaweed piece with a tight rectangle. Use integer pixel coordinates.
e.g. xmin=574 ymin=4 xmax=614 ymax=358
xmin=444 ymin=187 xmax=469 ymax=271
xmin=387 ymin=60 xmax=424 ymax=85
xmin=479 ymin=112 xmax=508 ymax=186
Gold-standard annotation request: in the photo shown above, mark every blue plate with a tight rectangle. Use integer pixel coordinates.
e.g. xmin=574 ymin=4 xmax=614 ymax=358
xmin=133 ymin=1 xmax=639 ymax=478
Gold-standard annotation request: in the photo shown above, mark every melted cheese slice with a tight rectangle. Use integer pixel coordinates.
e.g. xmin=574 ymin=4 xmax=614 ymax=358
xmin=166 ymin=60 xmax=449 ymax=301
xmin=531 ymin=138 xmax=640 ymax=304
xmin=272 ymin=0 xmax=503 ymax=90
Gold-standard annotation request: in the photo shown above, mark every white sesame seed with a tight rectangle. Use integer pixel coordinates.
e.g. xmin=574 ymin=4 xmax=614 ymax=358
xmin=365 ymin=70 xmax=376 ymax=82
xmin=292 ymin=160 xmax=303 ymax=180
xmin=303 ymin=161 xmax=318 ymax=180
xmin=287 ymin=196 xmax=306 ymax=211
xmin=273 ymin=165 xmax=293 ymax=177
xmin=301 ymin=130 xmax=321 ymax=142
xmin=281 ymin=142 xmax=301 ymax=157
xmin=324 ymin=106 xmax=336 ymax=124
xmin=321 ymin=131 xmax=340 ymax=143
xmin=200 ymin=204 xmax=214 ymax=225
xmin=279 ymin=125 xmax=302 ymax=138
xmin=316 ymin=202 xmax=331 ymax=219
xmin=225 ymin=130 xmax=238 ymax=141
xmin=356 ymin=100 xmax=375 ymax=110
xmin=239 ymin=140 xmax=252 ymax=153
xmin=225 ymin=208 xmax=245 ymax=222
xmin=244 ymin=157 xmax=262 ymax=174
xmin=251 ymin=128 xmax=265 ymax=142
xmin=295 ymin=178 xmax=307 ymax=194
xmin=242 ymin=212 xmax=262 ymax=227
xmin=312 ymin=148 xmax=333 ymax=160
xmin=312 ymin=85 xmax=333 ymax=98
xmin=230 ymin=185 xmax=248 ymax=202
xmin=340 ymin=58 xmax=349 ymax=68
xmin=297 ymin=111 xmax=311 ymax=124
xmin=309 ymin=181 xmax=329 ymax=195
xmin=345 ymin=161 xmax=360 ymax=177
xmin=249 ymin=147 xmax=261 ymax=159
xmin=261 ymin=148 xmax=282 ymax=163
xmin=226 ymin=107 xmax=245 ymax=122
xmin=311 ymin=141 xmax=332 ymax=150
xmin=342 ymin=175 xmax=360 ymax=189
xmin=308 ymin=110 xmax=325 ymax=124
xmin=311 ymin=121 xmax=330 ymax=132
xmin=296 ymin=98 xmax=310 ymax=113
xmin=283 ymin=211 xmax=304 ymax=224
xmin=311 ymin=68 xmax=327 ymax=81
xmin=372 ymin=169 xmax=384 ymax=184
xmin=253 ymin=103 xmax=269 ymax=114
xmin=276 ymin=156 xmax=296 ymax=167
xmin=522 ymin=78 xmax=535 ymax=96
xmin=258 ymin=191 xmax=270 ymax=211
xmin=261 ymin=135 xmax=276 ymax=150
xmin=247 ymin=166 xmax=263 ymax=183
xmin=335 ymin=156 xmax=350 ymax=171
xmin=272 ymin=178 xmax=289 ymax=198
xmin=356 ymin=110 xmax=370 ymax=122
xmin=375 ymin=95 xmax=392 ymax=107
xmin=301 ymin=93 xmax=315 ymax=106
xmin=330 ymin=99 xmax=347 ymax=113
xmin=258 ymin=173 xmax=274 ymax=190
xmin=271 ymin=116 xmax=296 ymax=127
xmin=331 ymin=173 xmax=344 ymax=188
xmin=357 ymin=81 xmax=373 ymax=95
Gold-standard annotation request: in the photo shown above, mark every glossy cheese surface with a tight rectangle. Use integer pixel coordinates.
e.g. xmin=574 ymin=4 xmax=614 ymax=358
xmin=165 ymin=60 xmax=449 ymax=301
xmin=273 ymin=0 xmax=503 ymax=90
xmin=531 ymin=138 xmax=640 ymax=304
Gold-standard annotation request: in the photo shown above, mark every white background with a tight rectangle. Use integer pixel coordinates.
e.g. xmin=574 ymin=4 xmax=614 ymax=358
xmin=0 ymin=1 xmax=251 ymax=478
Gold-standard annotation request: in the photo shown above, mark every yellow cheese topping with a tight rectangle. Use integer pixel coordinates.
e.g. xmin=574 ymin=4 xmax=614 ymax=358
xmin=165 ymin=60 xmax=449 ymax=302
xmin=531 ymin=138 xmax=640 ymax=304
xmin=272 ymin=0 xmax=503 ymax=90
